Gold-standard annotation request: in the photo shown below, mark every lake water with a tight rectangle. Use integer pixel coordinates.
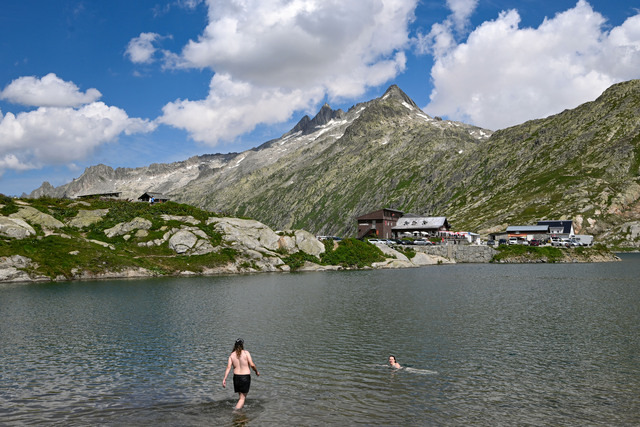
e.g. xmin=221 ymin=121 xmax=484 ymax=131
xmin=1 ymin=255 xmax=639 ymax=426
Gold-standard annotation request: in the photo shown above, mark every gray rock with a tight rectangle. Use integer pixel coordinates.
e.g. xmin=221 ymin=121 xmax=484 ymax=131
xmin=87 ymin=239 xmax=115 ymax=250
xmin=208 ymin=217 xmax=280 ymax=251
xmin=67 ymin=209 xmax=109 ymax=228
xmin=169 ymin=230 xmax=199 ymax=254
xmin=294 ymin=230 xmax=325 ymax=257
xmin=160 ymin=214 xmax=201 ymax=225
xmin=104 ymin=217 xmax=152 ymax=238
xmin=278 ymin=235 xmax=297 ymax=252
xmin=0 ymin=255 xmax=44 ymax=282
xmin=10 ymin=206 xmax=64 ymax=229
xmin=0 ymin=217 xmax=36 ymax=239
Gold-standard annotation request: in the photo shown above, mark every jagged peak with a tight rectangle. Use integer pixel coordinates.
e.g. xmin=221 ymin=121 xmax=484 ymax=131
xmin=287 ymin=103 xmax=345 ymax=136
xmin=380 ymin=84 xmax=419 ymax=109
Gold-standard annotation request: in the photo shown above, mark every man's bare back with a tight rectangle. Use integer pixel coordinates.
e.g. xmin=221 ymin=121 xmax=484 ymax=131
xmin=229 ymin=350 xmax=252 ymax=375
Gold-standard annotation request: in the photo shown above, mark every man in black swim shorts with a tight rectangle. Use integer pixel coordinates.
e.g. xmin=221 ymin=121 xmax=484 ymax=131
xmin=233 ymin=373 xmax=251 ymax=394
xmin=223 ymin=339 xmax=259 ymax=409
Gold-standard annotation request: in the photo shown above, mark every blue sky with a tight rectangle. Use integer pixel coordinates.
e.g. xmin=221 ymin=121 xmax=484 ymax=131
xmin=1 ymin=0 xmax=639 ymax=196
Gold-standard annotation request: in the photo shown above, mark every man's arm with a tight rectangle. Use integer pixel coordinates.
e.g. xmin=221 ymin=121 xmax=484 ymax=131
xmin=247 ymin=351 xmax=259 ymax=376
xmin=222 ymin=356 xmax=233 ymax=387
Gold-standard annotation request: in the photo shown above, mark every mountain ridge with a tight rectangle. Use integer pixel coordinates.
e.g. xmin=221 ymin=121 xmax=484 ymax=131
xmin=28 ymin=81 xmax=640 ymax=247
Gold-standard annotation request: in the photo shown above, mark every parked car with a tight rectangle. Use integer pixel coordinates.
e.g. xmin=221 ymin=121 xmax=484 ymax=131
xmin=368 ymin=239 xmax=382 ymax=244
xmin=550 ymin=237 xmax=563 ymax=247
xmin=400 ymin=240 xmax=413 ymax=245
xmin=508 ymin=237 xmax=519 ymax=245
xmin=414 ymin=240 xmax=432 ymax=245
xmin=486 ymin=240 xmax=496 ymax=246
xmin=498 ymin=239 xmax=507 ymax=246
xmin=529 ymin=239 xmax=541 ymax=246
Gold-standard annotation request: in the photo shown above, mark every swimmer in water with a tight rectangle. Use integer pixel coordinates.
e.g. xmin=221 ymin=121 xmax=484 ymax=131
xmin=388 ymin=355 xmax=401 ymax=369
xmin=223 ymin=339 xmax=259 ymax=409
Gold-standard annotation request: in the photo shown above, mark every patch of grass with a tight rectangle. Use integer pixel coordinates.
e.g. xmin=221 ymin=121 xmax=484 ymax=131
xmin=320 ymin=238 xmax=385 ymax=268
xmin=281 ymin=251 xmax=321 ymax=270
xmin=492 ymin=244 xmax=564 ymax=263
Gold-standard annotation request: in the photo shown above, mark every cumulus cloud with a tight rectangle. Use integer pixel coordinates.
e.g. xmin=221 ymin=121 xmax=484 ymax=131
xmin=126 ymin=32 xmax=162 ymax=64
xmin=160 ymin=0 xmax=416 ymax=144
xmin=0 ymin=73 xmax=102 ymax=107
xmin=0 ymin=77 xmax=156 ymax=172
xmin=423 ymin=0 xmax=640 ymax=130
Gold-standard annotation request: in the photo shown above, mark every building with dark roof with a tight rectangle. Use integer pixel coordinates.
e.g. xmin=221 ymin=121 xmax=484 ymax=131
xmin=356 ymin=208 xmax=404 ymax=239
xmin=537 ymin=220 xmax=574 ymax=236
xmin=138 ymin=192 xmax=170 ymax=203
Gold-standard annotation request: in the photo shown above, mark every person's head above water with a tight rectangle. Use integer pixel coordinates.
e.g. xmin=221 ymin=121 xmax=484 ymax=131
xmin=388 ymin=355 xmax=401 ymax=368
xmin=234 ymin=338 xmax=244 ymax=357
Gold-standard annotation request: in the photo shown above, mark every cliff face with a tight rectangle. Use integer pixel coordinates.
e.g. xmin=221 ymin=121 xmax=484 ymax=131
xmin=29 ymin=81 xmax=640 ymax=247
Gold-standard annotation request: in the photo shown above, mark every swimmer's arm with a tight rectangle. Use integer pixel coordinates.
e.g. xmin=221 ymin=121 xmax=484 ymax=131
xmin=222 ymin=356 xmax=232 ymax=387
xmin=247 ymin=351 xmax=259 ymax=376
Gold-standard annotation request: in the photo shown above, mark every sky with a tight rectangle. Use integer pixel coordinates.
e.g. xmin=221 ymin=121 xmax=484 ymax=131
xmin=1 ymin=0 xmax=639 ymax=196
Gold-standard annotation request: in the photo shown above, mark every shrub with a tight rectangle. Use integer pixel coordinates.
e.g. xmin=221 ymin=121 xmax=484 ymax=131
xmin=320 ymin=238 xmax=385 ymax=268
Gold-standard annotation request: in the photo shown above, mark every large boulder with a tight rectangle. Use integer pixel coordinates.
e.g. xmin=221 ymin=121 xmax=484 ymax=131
xmin=278 ymin=235 xmax=297 ymax=252
xmin=410 ymin=252 xmax=451 ymax=266
xmin=0 ymin=217 xmax=36 ymax=239
xmin=208 ymin=217 xmax=280 ymax=251
xmin=10 ymin=206 xmax=64 ymax=229
xmin=104 ymin=217 xmax=152 ymax=238
xmin=168 ymin=229 xmax=215 ymax=255
xmin=294 ymin=230 xmax=325 ymax=257
xmin=67 ymin=209 xmax=109 ymax=228
xmin=169 ymin=230 xmax=198 ymax=254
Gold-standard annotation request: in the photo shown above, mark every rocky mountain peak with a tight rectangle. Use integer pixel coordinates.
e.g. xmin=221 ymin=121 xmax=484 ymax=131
xmin=289 ymin=103 xmax=345 ymax=136
xmin=381 ymin=84 xmax=419 ymax=109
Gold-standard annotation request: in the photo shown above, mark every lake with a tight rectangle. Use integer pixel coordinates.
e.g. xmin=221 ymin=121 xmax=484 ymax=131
xmin=1 ymin=254 xmax=639 ymax=426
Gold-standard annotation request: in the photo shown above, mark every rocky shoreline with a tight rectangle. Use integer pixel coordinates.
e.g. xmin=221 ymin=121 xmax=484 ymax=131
xmin=0 ymin=198 xmax=621 ymax=285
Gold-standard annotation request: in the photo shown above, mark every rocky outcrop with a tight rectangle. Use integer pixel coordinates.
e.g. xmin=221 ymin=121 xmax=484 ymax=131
xmin=10 ymin=206 xmax=64 ymax=229
xmin=168 ymin=229 xmax=215 ymax=255
xmin=0 ymin=217 xmax=36 ymax=239
xmin=207 ymin=217 xmax=281 ymax=252
xmin=67 ymin=209 xmax=109 ymax=228
xmin=0 ymin=255 xmax=48 ymax=282
xmin=104 ymin=217 xmax=152 ymax=238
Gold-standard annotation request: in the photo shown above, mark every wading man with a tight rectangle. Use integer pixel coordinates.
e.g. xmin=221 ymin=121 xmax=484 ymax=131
xmin=222 ymin=339 xmax=259 ymax=409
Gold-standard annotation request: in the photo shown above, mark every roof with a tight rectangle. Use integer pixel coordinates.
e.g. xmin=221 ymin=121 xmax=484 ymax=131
xmin=537 ymin=220 xmax=573 ymax=234
xmin=356 ymin=208 xmax=404 ymax=221
xmin=138 ymin=192 xmax=167 ymax=199
xmin=393 ymin=216 xmax=449 ymax=230
xmin=507 ymin=225 xmax=549 ymax=233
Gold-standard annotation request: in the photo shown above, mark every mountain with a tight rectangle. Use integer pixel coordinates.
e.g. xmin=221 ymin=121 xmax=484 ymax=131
xmin=29 ymin=81 xmax=640 ymax=247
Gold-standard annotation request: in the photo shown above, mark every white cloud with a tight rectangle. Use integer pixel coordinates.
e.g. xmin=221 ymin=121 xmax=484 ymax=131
xmin=423 ymin=0 xmax=640 ymax=130
xmin=446 ymin=0 xmax=478 ymax=32
xmin=126 ymin=32 xmax=161 ymax=64
xmin=160 ymin=0 xmax=416 ymax=144
xmin=0 ymin=73 xmax=102 ymax=107
xmin=159 ymin=73 xmax=324 ymax=143
xmin=0 ymin=102 xmax=156 ymax=172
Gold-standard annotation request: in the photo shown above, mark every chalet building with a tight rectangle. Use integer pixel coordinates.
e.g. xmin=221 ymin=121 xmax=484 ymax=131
xmin=138 ymin=192 xmax=169 ymax=203
xmin=506 ymin=225 xmax=550 ymax=241
xmin=76 ymin=191 xmax=121 ymax=200
xmin=392 ymin=215 xmax=451 ymax=238
xmin=356 ymin=208 xmax=404 ymax=239
xmin=537 ymin=220 xmax=574 ymax=236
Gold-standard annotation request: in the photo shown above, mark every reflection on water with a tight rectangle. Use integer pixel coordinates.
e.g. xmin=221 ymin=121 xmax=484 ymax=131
xmin=1 ymin=255 xmax=639 ymax=425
